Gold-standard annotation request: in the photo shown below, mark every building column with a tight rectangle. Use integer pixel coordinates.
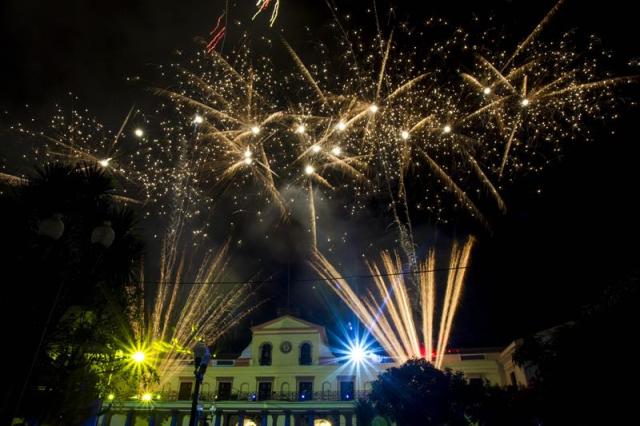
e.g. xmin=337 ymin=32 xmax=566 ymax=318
xmin=330 ymin=412 xmax=340 ymax=426
xmin=270 ymin=412 xmax=279 ymax=426
xmin=307 ymin=411 xmax=315 ymax=426
xmin=214 ymin=410 xmax=223 ymax=426
xmin=99 ymin=413 xmax=112 ymax=426
xmin=261 ymin=410 xmax=269 ymax=426
xmin=148 ymin=412 xmax=156 ymax=426
xmin=169 ymin=410 xmax=179 ymax=426
xmin=124 ymin=411 xmax=134 ymax=426
xmin=344 ymin=413 xmax=353 ymax=426
xmin=283 ymin=411 xmax=291 ymax=426
xmin=293 ymin=412 xmax=301 ymax=426
xmin=238 ymin=412 xmax=245 ymax=426
xmin=176 ymin=411 xmax=185 ymax=426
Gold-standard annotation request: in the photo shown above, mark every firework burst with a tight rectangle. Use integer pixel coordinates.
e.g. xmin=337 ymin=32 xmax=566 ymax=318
xmin=127 ymin=222 xmax=264 ymax=389
xmin=143 ymin=0 xmax=635 ymax=263
xmin=4 ymin=99 xmax=168 ymax=205
xmin=6 ymin=1 xmax=632 ymax=255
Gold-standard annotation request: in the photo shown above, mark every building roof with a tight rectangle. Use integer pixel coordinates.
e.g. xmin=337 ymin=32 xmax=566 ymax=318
xmin=251 ymin=315 xmax=326 ymax=334
xmin=239 ymin=315 xmax=334 ymax=359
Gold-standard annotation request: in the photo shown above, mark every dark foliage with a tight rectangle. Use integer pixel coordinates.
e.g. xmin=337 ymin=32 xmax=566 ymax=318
xmin=514 ymin=273 xmax=640 ymax=425
xmin=355 ymin=398 xmax=377 ymax=426
xmin=369 ymin=358 xmax=537 ymax=426
xmin=0 ymin=163 xmax=144 ymax=425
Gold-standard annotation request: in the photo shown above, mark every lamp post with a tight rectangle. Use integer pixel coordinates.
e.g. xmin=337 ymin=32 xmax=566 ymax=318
xmin=15 ymin=216 xmax=116 ymax=419
xmin=189 ymin=341 xmax=211 ymax=426
xmin=37 ymin=213 xmax=65 ymax=240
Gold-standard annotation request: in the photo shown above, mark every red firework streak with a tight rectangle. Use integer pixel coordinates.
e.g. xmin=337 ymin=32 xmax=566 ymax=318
xmin=253 ymin=0 xmax=279 ymax=27
xmin=206 ymin=14 xmax=226 ymax=53
xmin=258 ymin=0 xmax=272 ymax=12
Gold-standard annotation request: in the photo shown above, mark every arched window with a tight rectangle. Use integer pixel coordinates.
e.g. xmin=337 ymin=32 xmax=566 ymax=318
xmin=240 ymin=382 xmax=250 ymax=399
xmin=321 ymin=381 xmax=331 ymax=400
xmin=280 ymin=382 xmax=290 ymax=399
xmin=161 ymin=383 xmax=172 ymax=398
xmin=259 ymin=343 xmax=272 ymax=366
xmin=299 ymin=342 xmax=312 ymax=365
xmin=201 ymin=383 xmax=211 ymax=399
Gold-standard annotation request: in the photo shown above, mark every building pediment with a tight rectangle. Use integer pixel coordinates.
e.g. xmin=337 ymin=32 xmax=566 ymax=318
xmin=251 ymin=315 xmax=325 ymax=335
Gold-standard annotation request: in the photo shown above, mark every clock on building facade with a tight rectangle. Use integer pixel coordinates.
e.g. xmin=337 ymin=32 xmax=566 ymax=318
xmin=280 ymin=341 xmax=292 ymax=353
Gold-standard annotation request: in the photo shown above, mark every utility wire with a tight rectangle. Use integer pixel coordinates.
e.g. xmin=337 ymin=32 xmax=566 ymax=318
xmin=133 ymin=264 xmax=470 ymax=286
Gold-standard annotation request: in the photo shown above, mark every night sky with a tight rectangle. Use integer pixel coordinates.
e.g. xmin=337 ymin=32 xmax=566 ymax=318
xmin=1 ymin=0 xmax=638 ymax=351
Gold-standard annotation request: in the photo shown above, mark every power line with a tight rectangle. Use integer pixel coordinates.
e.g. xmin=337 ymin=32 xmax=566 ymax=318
xmin=133 ymin=264 xmax=470 ymax=286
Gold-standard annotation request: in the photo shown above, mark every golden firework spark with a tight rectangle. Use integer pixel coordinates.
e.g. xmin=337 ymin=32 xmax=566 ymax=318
xmin=7 ymin=0 xmax=634 ymax=255
xmin=126 ymin=218 xmax=264 ymax=388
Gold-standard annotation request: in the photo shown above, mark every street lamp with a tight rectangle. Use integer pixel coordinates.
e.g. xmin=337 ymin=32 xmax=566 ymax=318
xmin=91 ymin=221 xmax=116 ymax=248
xmin=16 ymin=219 xmax=116 ymax=418
xmin=37 ymin=215 xmax=116 ymax=248
xmin=189 ymin=341 xmax=211 ymax=426
xmin=37 ymin=213 xmax=65 ymax=240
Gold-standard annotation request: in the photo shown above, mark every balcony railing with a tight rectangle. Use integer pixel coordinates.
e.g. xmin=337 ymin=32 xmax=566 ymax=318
xmin=158 ymin=390 xmax=369 ymax=402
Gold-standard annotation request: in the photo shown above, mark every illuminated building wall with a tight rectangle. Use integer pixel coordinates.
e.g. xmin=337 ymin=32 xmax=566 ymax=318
xmin=99 ymin=315 xmax=529 ymax=426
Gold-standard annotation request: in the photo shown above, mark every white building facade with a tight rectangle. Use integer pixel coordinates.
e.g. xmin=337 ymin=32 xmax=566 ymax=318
xmin=99 ymin=316 xmax=529 ymax=426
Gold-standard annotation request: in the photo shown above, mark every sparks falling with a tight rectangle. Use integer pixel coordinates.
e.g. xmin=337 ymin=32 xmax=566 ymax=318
xmin=5 ymin=0 xmax=636 ymax=256
xmin=144 ymin=0 xmax=634 ymax=260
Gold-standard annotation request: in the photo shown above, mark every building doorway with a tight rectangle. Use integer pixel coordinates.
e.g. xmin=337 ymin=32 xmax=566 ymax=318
xmin=258 ymin=381 xmax=272 ymax=400
xmin=217 ymin=381 xmax=232 ymax=400
xmin=298 ymin=381 xmax=313 ymax=400
xmin=178 ymin=381 xmax=193 ymax=400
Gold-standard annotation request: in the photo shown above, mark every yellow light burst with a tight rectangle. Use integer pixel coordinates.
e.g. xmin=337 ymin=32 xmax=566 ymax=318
xmin=131 ymin=351 xmax=145 ymax=363
xmin=124 ymin=220 xmax=265 ymax=392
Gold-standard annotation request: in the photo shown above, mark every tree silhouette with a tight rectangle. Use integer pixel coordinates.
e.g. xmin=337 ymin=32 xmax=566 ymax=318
xmin=369 ymin=358 xmax=536 ymax=426
xmin=0 ymin=163 xmax=144 ymax=425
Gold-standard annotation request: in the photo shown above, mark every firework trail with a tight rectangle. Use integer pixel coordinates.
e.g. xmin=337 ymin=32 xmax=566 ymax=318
xmin=311 ymin=237 xmax=475 ymax=367
xmin=207 ymin=13 xmax=226 ymax=53
xmin=253 ymin=0 xmax=280 ymax=27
